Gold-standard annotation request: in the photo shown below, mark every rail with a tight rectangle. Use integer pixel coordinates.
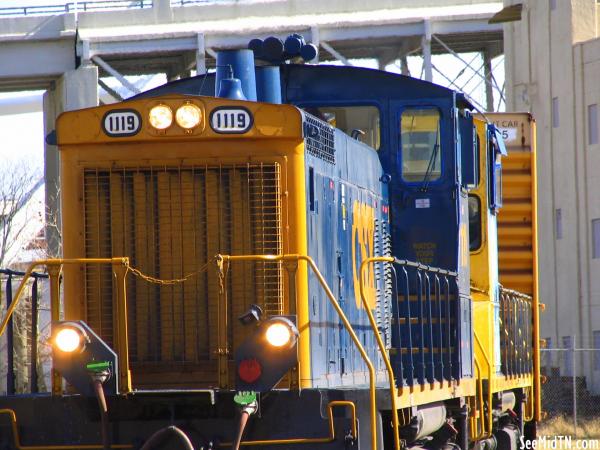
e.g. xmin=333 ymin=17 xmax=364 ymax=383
xmin=0 ymin=269 xmax=49 ymax=395
xmin=0 ymin=255 xmax=371 ymax=448
xmin=0 ymin=258 xmax=131 ymax=395
xmin=358 ymin=257 xmax=460 ymax=450
xmin=216 ymin=253 xmax=377 ymax=449
xmin=0 ymin=1 xmax=151 ymax=17
xmin=499 ymin=286 xmax=536 ymax=420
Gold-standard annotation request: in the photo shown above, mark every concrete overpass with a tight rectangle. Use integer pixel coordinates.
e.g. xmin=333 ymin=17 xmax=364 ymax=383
xmin=0 ymin=0 xmax=506 ymax=253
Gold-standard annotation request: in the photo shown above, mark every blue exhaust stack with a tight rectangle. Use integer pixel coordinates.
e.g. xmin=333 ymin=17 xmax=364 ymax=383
xmin=255 ymin=66 xmax=282 ymax=104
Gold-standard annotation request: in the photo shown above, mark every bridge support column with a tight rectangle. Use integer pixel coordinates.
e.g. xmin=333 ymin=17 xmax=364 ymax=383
xmin=422 ymin=19 xmax=432 ymax=82
xmin=43 ymin=65 xmax=98 ymax=256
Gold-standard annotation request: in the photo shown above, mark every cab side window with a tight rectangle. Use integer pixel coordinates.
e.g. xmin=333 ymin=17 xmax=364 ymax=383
xmin=468 ymin=195 xmax=482 ymax=251
xmin=303 ymin=106 xmax=381 ymax=150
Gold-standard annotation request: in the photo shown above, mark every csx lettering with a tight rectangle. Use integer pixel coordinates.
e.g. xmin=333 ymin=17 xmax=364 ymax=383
xmin=352 ymin=201 xmax=377 ymax=310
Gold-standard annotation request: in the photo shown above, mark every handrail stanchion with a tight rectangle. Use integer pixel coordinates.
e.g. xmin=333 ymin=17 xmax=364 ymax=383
xmin=359 ymin=256 xmax=401 ymax=450
xmin=6 ymin=274 xmax=14 ymax=395
xmin=30 ymin=277 xmax=39 ymax=394
xmin=219 ymin=254 xmax=378 ymax=450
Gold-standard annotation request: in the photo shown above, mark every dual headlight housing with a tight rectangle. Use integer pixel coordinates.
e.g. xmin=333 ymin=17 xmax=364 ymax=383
xmin=148 ymin=103 xmax=203 ymax=130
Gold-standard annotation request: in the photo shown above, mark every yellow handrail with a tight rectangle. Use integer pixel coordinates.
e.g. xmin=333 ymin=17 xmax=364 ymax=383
xmin=359 ymin=256 xmax=401 ymax=450
xmin=0 ymin=258 xmax=132 ymax=394
xmin=473 ymin=331 xmax=493 ymax=439
xmin=470 ymin=357 xmax=487 ymax=440
xmin=0 ymin=409 xmax=133 ymax=450
xmin=218 ymin=254 xmax=378 ymax=450
xmin=218 ymin=401 xmax=357 ymax=447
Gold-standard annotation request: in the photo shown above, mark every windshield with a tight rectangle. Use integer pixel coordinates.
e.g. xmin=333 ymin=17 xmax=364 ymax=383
xmin=400 ymin=109 xmax=441 ymax=184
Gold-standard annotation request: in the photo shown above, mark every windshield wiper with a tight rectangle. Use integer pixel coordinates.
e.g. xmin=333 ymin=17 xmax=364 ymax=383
xmin=419 ymin=141 xmax=439 ymax=192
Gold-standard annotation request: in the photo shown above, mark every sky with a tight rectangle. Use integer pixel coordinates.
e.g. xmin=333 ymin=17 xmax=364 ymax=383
xmin=0 ymin=0 xmax=505 ymax=171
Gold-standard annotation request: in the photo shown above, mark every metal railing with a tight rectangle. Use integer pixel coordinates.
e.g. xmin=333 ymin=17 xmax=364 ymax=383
xmin=0 ymin=254 xmax=375 ymax=448
xmin=0 ymin=1 xmax=152 ymax=17
xmin=0 ymin=268 xmax=49 ymax=395
xmin=499 ymin=287 xmax=534 ymax=378
xmin=171 ymin=0 xmax=230 ymax=6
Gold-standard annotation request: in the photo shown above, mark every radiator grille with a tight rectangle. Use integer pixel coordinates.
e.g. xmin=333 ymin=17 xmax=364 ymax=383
xmin=82 ymin=163 xmax=283 ymax=369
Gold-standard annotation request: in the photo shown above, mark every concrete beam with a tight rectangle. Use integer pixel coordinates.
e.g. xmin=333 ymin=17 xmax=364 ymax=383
xmin=422 ymin=19 xmax=432 ymax=82
xmin=43 ymin=66 xmax=98 ymax=256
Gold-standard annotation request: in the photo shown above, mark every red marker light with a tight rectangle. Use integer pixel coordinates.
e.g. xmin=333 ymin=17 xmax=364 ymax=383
xmin=238 ymin=358 xmax=262 ymax=383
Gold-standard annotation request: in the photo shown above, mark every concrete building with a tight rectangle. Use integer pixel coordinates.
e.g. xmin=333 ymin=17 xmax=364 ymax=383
xmin=504 ymin=0 xmax=600 ymax=391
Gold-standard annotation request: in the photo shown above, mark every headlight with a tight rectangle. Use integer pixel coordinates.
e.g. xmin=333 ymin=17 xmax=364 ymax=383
xmin=265 ymin=321 xmax=293 ymax=347
xmin=54 ymin=323 xmax=87 ymax=353
xmin=175 ymin=103 xmax=202 ymax=129
xmin=149 ymin=105 xmax=173 ymax=130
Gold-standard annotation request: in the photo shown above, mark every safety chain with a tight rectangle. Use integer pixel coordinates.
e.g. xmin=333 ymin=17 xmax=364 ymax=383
xmin=124 ymin=260 xmax=210 ymax=286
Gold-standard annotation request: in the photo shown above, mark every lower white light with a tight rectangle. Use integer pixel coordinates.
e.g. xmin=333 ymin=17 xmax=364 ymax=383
xmin=265 ymin=322 xmax=292 ymax=347
xmin=55 ymin=327 xmax=83 ymax=353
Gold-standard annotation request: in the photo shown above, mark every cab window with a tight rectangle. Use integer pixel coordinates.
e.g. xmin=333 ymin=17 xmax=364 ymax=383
xmin=303 ymin=106 xmax=380 ymax=150
xmin=468 ymin=195 xmax=482 ymax=251
xmin=401 ymin=109 xmax=441 ymax=183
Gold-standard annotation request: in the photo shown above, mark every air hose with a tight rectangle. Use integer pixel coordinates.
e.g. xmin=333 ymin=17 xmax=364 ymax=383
xmin=140 ymin=426 xmax=195 ymax=450
xmin=232 ymin=392 xmax=258 ymax=450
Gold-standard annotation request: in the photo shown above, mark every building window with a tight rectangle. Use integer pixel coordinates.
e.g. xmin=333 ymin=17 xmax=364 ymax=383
xmin=544 ymin=337 xmax=553 ymax=368
xmin=550 ymin=0 xmax=557 ymax=10
xmin=552 ymin=97 xmax=559 ymax=128
xmin=594 ymin=331 xmax=600 ymax=371
xmin=556 ymin=208 xmax=563 ymax=239
xmin=589 ymin=104 xmax=599 ymax=145
xmin=563 ymin=336 xmax=573 ymax=376
xmin=593 ymin=219 xmax=600 ymax=259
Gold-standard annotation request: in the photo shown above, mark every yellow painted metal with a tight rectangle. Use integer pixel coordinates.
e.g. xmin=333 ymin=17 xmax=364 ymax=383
xmin=48 ymin=265 xmax=62 ymax=395
xmin=469 ymin=118 xmax=492 ymax=296
xmin=219 ymin=253 xmax=377 ymax=450
xmin=113 ymin=261 xmax=132 ymax=393
xmin=57 ymin=97 xmax=302 ymax=145
xmin=219 ymin=401 xmax=357 ymax=447
xmin=359 ymin=256 xmax=400 ymax=450
xmin=0 ymin=409 xmax=134 ymax=449
xmin=216 ymin=256 xmax=230 ymax=389
xmin=479 ymin=113 xmax=541 ymax=421
xmin=59 ymin=98 xmax=309 ymax=389
xmin=473 ymin=331 xmax=494 ymax=439
xmin=394 ymin=378 xmax=476 ymax=409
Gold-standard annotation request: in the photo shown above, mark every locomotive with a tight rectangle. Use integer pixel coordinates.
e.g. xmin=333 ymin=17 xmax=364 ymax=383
xmin=0 ymin=35 xmax=540 ymax=450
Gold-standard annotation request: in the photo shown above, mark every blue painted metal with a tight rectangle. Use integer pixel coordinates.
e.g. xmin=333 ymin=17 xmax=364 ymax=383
xmin=217 ymin=77 xmax=246 ymax=100
xmin=135 ymin=57 xmax=478 ymax=385
xmin=255 ymin=66 xmax=282 ymax=104
xmin=284 ymin=34 xmax=304 ymax=56
xmin=215 ymin=49 xmax=257 ymax=101
xmin=459 ymin=111 xmax=478 ymax=188
xmin=300 ymin=44 xmax=318 ymax=62
xmin=488 ymin=124 xmax=506 ymax=212
xmin=303 ymin=114 xmax=390 ymax=386
xmin=248 ymin=38 xmax=264 ymax=59
xmin=262 ymin=36 xmax=285 ymax=63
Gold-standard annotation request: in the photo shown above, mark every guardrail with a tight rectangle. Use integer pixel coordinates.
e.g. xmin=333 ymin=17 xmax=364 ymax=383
xmin=0 ymin=0 xmax=152 ymax=17
xmin=1 ymin=268 xmax=50 ymax=395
